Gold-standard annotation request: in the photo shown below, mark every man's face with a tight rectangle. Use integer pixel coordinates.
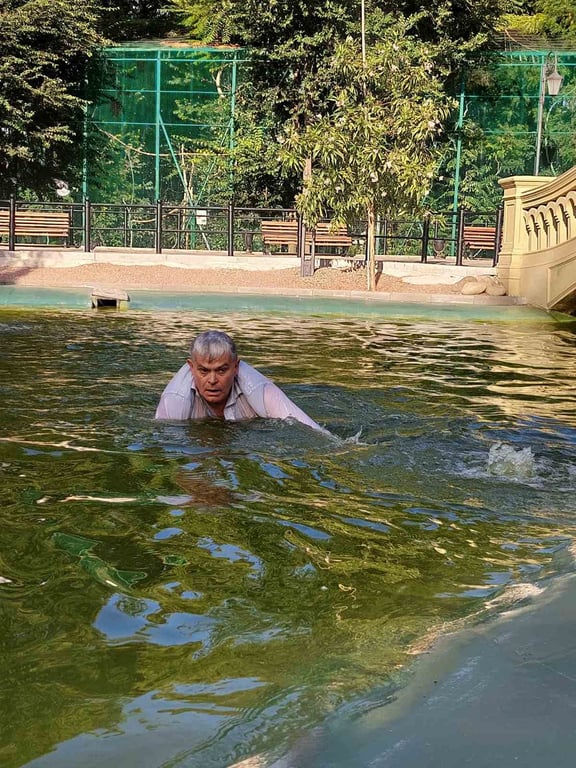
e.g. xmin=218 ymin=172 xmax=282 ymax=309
xmin=188 ymin=353 xmax=239 ymax=409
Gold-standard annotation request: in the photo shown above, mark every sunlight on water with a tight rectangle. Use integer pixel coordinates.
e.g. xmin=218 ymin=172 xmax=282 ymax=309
xmin=0 ymin=305 xmax=575 ymax=768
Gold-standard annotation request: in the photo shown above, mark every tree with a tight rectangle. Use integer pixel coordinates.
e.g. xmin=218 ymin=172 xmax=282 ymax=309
xmin=279 ymin=18 xmax=454 ymax=289
xmin=502 ymin=0 xmax=576 ymax=39
xmin=535 ymin=0 xmax=576 ymax=38
xmin=0 ymin=0 xmax=106 ymax=198
xmin=99 ymin=0 xmax=177 ymax=41
xmin=431 ymin=50 xmax=576 ymax=212
xmin=170 ymin=0 xmax=516 ymax=211
xmin=171 ymin=0 xmax=365 ymax=206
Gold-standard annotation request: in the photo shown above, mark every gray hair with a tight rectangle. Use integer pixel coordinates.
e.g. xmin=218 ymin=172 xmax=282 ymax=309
xmin=190 ymin=330 xmax=237 ymax=361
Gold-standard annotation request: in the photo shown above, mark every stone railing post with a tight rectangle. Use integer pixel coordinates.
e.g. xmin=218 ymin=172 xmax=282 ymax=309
xmin=497 ymin=175 xmax=550 ymax=297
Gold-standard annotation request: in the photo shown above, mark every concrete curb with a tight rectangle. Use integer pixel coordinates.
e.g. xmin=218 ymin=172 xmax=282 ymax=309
xmin=0 ymin=247 xmax=496 ymax=276
xmin=0 ymin=248 xmax=523 ymax=307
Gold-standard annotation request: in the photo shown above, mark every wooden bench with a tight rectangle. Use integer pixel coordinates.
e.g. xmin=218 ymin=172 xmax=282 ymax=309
xmin=0 ymin=210 xmax=71 ymax=246
xmin=261 ymin=220 xmax=299 ymax=251
xmin=261 ymin=219 xmax=352 ymax=254
xmin=314 ymin=222 xmax=353 ymax=251
xmin=462 ymin=225 xmax=497 ymax=257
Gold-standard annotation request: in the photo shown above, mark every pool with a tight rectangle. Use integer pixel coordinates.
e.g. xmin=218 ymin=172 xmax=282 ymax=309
xmin=1 ymin=301 xmax=575 ymax=767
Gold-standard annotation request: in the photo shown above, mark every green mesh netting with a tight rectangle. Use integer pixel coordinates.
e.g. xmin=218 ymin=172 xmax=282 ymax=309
xmin=85 ymin=43 xmax=241 ymax=205
xmin=436 ymin=50 xmax=576 ymax=211
xmin=85 ymin=46 xmax=576 ymax=211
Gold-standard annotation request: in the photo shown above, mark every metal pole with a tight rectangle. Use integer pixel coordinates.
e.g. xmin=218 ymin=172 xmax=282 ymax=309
xmin=229 ymin=52 xmax=238 ymax=198
xmin=382 ymin=218 xmax=388 ymax=256
xmin=451 ymin=73 xmax=466 ymax=253
xmin=227 ymin=200 xmax=234 ymax=257
xmin=297 ymin=211 xmax=303 ymax=265
xmin=534 ymin=56 xmax=547 ymax=176
xmin=82 ymin=103 xmax=88 ymax=200
xmin=494 ymin=204 xmax=504 ymax=267
xmin=155 ymin=51 xmax=162 ymax=200
xmin=8 ymin=195 xmax=15 ymax=252
xmin=456 ymin=207 xmax=465 ymax=266
xmin=83 ymin=197 xmax=91 ymax=253
xmin=123 ymin=205 xmax=129 ymax=248
xmin=421 ymin=213 xmax=430 ymax=263
xmin=156 ymin=199 xmax=163 ymax=254
xmin=361 ymin=0 xmax=366 ymax=64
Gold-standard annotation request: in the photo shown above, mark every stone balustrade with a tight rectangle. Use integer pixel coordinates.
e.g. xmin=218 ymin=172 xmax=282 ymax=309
xmin=498 ymin=167 xmax=576 ymax=312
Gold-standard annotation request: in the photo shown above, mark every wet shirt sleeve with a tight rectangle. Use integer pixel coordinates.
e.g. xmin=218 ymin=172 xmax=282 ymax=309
xmin=262 ymin=382 xmax=326 ymax=432
xmin=155 ymin=363 xmax=193 ymax=420
xmin=155 ymin=392 xmax=192 ymax=420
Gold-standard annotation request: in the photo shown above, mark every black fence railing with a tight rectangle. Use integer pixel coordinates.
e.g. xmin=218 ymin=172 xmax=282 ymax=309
xmin=0 ymin=197 xmax=503 ymax=270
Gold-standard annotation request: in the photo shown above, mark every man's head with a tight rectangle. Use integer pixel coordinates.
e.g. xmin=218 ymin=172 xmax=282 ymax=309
xmin=187 ymin=331 xmax=239 ymax=412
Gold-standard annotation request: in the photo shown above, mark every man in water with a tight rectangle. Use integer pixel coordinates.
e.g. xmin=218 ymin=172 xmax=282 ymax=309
xmin=155 ymin=330 xmax=325 ymax=432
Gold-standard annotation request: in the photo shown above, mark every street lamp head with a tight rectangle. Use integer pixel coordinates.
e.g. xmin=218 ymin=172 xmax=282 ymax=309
xmin=546 ymin=65 xmax=563 ymax=96
xmin=534 ymin=54 xmax=564 ymax=175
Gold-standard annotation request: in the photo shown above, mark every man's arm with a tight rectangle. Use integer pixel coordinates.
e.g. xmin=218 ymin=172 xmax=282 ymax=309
xmin=155 ymin=392 xmax=192 ymax=420
xmin=155 ymin=363 xmax=193 ymax=420
xmin=262 ymin=382 xmax=327 ymax=433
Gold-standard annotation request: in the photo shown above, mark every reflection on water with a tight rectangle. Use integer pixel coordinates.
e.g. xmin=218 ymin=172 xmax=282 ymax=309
xmin=0 ymin=307 xmax=575 ymax=768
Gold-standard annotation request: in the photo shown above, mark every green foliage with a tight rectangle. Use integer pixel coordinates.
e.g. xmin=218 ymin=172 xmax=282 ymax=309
xmin=279 ymin=25 xmax=454 ymax=226
xmin=501 ymin=0 xmax=576 ymax=38
xmin=435 ymin=127 xmax=534 ymax=211
xmin=545 ymin=83 xmax=576 ymax=171
xmin=98 ymin=0 xmax=177 ymax=41
xmin=499 ymin=12 xmax=549 ymax=33
xmin=171 ymin=0 xmax=227 ymax=41
xmin=389 ymin=0 xmax=517 ymax=51
xmin=169 ymin=0 xmax=516 ymax=208
xmin=275 ymin=16 xmax=459 ymax=288
xmin=536 ymin=0 xmax=576 ymax=39
xmin=0 ymin=0 xmax=106 ymax=198
xmin=431 ymin=55 xmax=576 ymax=211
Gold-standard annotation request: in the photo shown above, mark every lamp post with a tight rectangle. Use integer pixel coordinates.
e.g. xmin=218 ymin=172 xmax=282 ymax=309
xmin=534 ymin=54 xmax=563 ymax=175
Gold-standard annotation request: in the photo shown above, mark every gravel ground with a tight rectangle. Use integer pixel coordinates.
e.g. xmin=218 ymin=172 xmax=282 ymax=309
xmin=0 ymin=263 xmax=466 ymax=295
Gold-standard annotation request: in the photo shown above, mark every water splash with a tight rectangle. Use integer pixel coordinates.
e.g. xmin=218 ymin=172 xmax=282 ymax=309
xmin=340 ymin=427 xmax=365 ymax=445
xmin=487 ymin=441 xmax=536 ymax=479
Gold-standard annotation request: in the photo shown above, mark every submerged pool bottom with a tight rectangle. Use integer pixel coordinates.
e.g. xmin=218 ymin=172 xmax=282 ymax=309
xmin=0 ymin=284 xmax=551 ymax=321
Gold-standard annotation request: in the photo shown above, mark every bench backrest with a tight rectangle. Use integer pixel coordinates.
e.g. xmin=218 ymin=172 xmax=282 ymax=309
xmin=261 ymin=219 xmax=352 ymax=246
xmin=0 ymin=210 xmax=71 ymax=236
xmin=462 ymin=225 xmax=496 ymax=248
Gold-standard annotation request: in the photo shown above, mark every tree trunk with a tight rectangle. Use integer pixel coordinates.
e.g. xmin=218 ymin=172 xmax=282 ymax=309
xmin=366 ymin=203 xmax=376 ymax=291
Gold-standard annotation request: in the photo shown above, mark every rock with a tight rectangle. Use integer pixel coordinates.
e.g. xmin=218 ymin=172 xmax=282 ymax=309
xmin=486 ymin=282 xmax=507 ymax=296
xmin=461 ymin=279 xmax=486 ymax=295
xmin=476 ymin=275 xmax=507 ymax=296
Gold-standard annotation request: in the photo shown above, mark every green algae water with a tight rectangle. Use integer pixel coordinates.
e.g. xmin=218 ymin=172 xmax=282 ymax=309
xmin=1 ymin=303 xmax=575 ymax=768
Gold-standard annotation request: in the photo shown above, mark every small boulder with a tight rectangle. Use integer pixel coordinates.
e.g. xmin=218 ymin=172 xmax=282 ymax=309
xmin=486 ymin=281 xmax=507 ymax=296
xmin=461 ymin=279 xmax=486 ymax=295
xmin=477 ymin=274 xmax=496 ymax=285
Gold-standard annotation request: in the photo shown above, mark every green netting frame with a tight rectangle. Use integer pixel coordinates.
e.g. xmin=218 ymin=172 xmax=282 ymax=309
xmin=85 ymin=43 xmax=242 ymax=205
xmin=86 ymin=45 xmax=576 ymax=212
xmin=443 ymin=50 xmax=576 ymax=213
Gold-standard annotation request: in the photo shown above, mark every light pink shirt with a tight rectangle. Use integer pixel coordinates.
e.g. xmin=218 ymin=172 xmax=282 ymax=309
xmin=155 ymin=360 xmax=325 ymax=432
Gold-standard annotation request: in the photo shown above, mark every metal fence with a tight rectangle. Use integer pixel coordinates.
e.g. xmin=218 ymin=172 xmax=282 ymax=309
xmin=0 ymin=198 xmax=503 ymax=271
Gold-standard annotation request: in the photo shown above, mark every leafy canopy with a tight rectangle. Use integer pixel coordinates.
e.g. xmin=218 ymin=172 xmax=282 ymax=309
xmin=170 ymin=0 xmax=517 ymax=208
xmin=279 ymin=19 xmax=455 ymax=226
xmin=0 ymin=0 xmax=105 ymax=198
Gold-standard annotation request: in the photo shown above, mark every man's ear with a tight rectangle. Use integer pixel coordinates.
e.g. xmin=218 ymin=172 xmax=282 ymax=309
xmin=186 ymin=357 xmax=194 ymax=372
xmin=234 ymin=357 xmax=240 ymax=374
